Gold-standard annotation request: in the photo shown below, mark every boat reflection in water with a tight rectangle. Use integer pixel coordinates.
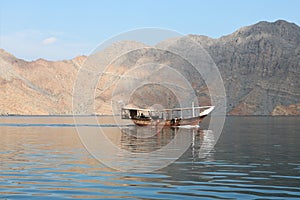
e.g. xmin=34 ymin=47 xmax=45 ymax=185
xmin=117 ymin=126 xmax=215 ymax=161
xmin=76 ymin=115 xmax=216 ymax=172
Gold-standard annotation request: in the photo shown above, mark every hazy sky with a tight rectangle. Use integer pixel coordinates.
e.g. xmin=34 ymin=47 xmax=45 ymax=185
xmin=0 ymin=0 xmax=299 ymax=61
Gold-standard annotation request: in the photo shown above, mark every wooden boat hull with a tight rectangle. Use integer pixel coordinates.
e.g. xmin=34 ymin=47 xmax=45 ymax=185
xmin=131 ymin=115 xmax=207 ymax=127
xmin=122 ymin=105 xmax=214 ymax=127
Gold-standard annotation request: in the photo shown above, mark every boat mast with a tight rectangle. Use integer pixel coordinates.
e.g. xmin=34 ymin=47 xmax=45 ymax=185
xmin=192 ymin=102 xmax=195 ymax=117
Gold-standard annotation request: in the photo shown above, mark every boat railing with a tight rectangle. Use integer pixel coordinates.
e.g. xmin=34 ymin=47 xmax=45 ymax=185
xmin=161 ymin=106 xmax=213 ymax=120
xmin=121 ymin=106 xmax=214 ymax=120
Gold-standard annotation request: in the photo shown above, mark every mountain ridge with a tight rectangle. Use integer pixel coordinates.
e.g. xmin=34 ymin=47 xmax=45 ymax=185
xmin=1 ymin=19 xmax=299 ymax=115
xmin=188 ymin=20 xmax=300 ymax=115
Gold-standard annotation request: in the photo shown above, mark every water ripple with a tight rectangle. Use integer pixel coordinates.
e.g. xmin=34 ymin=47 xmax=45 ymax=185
xmin=0 ymin=116 xmax=300 ymax=199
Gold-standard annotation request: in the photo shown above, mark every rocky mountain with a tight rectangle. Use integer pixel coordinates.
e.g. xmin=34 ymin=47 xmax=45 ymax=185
xmin=0 ymin=20 xmax=299 ymax=115
xmin=0 ymin=49 xmax=85 ymax=115
xmin=190 ymin=20 xmax=300 ymax=115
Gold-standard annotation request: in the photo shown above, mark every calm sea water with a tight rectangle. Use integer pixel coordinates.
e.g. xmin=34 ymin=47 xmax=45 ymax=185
xmin=0 ymin=116 xmax=299 ymax=199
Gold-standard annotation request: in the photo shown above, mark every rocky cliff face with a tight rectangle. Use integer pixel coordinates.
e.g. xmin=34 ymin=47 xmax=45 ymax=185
xmin=190 ymin=20 xmax=300 ymax=115
xmin=0 ymin=20 xmax=299 ymax=115
xmin=0 ymin=49 xmax=85 ymax=115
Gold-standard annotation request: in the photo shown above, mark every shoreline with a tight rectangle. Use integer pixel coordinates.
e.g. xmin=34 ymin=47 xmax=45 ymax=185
xmin=1 ymin=114 xmax=299 ymax=117
xmin=0 ymin=114 xmax=110 ymax=117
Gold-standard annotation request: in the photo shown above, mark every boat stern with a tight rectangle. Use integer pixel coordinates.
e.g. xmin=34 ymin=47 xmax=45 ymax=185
xmin=199 ymin=106 xmax=215 ymax=116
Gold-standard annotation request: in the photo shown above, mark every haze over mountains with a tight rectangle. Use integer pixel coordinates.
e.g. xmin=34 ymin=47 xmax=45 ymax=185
xmin=0 ymin=20 xmax=299 ymax=115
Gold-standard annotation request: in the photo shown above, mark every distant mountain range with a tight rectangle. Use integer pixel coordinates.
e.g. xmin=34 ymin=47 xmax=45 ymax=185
xmin=0 ymin=20 xmax=299 ymax=115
